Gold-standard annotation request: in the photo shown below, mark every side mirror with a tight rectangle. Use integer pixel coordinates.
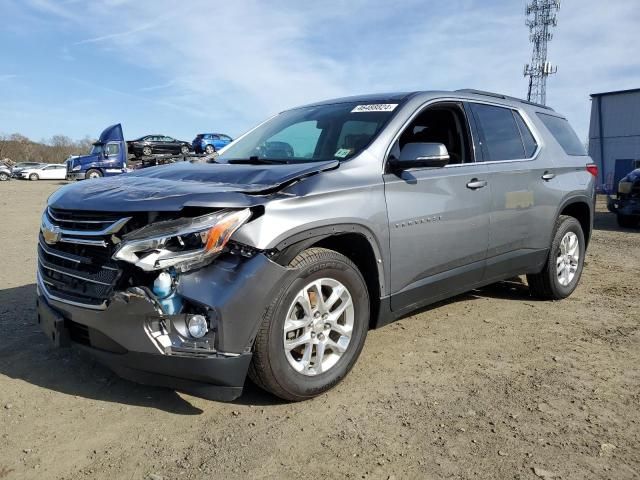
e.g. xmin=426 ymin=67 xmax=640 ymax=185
xmin=391 ymin=143 xmax=450 ymax=170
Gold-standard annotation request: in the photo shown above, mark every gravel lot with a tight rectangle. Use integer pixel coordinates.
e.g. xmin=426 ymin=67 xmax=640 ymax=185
xmin=0 ymin=180 xmax=638 ymax=480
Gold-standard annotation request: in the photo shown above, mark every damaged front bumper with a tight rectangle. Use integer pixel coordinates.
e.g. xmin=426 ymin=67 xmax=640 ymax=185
xmin=36 ymin=253 xmax=289 ymax=401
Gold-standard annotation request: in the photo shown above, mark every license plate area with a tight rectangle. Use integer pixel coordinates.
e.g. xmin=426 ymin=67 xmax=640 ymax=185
xmin=37 ymin=298 xmax=71 ymax=348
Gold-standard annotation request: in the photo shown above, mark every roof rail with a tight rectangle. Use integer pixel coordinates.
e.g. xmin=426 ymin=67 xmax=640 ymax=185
xmin=455 ymin=89 xmax=554 ymax=111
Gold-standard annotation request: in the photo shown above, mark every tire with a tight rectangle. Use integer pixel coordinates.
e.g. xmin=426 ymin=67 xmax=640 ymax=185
xmin=249 ymin=247 xmax=369 ymax=401
xmin=180 ymin=145 xmax=190 ymax=155
xmin=29 ymin=173 xmax=39 ymax=181
xmin=0 ymin=172 xmax=9 ymax=181
xmin=617 ymin=214 xmax=637 ymax=229
xmin=204 ymin=144 xmax=215 ymax=154
xmin=527 ymin=215 xmax=585 ymax=300
xmin=142 ymin=146 xmax=152 ymax=156
xmin=86 ymin=169 xmax=102 ymax=180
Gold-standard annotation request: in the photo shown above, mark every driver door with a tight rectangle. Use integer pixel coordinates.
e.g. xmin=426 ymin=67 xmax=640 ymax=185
xmin=383 ymin=102 xmax=491 ymax=313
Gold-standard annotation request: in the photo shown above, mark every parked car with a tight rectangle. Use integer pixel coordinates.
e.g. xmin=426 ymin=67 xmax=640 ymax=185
xmin=127 ymin=135 xmax=191 ymax=157
xmin=0 ymin=165 xmax=11 ymax=181
xmin=607 ymin=167 xmax=640 ymax=228
xmin=192 ymin=133 xmax=233 ymax=154
xmin=37 ymin=89 xmax=596 ymax=402
xmin=67 ymin=124 xmax=128 ymax=180
xmin=21 ymin=163 xmax=68 ymax=181
xmin=12 ymin=162 xmax=46 ymax=177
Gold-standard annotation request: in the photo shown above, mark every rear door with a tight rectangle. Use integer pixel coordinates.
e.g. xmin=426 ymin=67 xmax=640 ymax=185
xmin=384 ymin=102 xmax=491 ymax=313
xmin=468 ymin=102 xmax=555 ymax=281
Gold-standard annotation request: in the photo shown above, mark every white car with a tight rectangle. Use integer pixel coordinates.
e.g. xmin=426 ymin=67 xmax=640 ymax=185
xmin=21 ymin=164 xmax=68 ymax=181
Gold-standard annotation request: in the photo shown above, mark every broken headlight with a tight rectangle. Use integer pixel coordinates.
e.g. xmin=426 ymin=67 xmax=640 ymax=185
xmin=113 ymin=209 xmax=251 ymax=272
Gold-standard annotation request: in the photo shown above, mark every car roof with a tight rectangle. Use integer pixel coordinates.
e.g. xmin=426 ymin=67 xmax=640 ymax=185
xmin=292 ymin=89 xmax=555 ymax=113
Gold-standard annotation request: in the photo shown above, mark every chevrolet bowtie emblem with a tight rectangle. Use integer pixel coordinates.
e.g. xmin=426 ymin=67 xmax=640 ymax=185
xmin=41 ymin=216 xmax=61 ymax=245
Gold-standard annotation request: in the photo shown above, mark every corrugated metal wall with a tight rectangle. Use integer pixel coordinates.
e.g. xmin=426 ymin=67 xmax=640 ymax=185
xmin=588 ymin=90 xmax=640 ymax=191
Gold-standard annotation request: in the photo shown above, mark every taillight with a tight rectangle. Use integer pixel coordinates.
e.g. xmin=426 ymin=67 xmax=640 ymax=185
xmin=586 ymin=163 xmax=598 ymax=177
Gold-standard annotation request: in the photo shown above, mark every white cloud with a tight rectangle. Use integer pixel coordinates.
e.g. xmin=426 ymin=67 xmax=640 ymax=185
xmin=16 ymin=0 xmax=640 ymax=140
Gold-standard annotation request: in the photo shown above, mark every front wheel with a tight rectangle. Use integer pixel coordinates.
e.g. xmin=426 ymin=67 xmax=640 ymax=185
xmin=86 ymin=169 xmax=102 ymax=180
xmin=249 ymin=248 xmax=369 ymax=401
xmin=142 ymin=146 xmax=152 ymax=156
xmin=527 ymin=215 xmax=585 ymax=300
xmin=0 ymin=172 xmax=9 ymax=181
xmin=180 ymin=145 xmax=190 ymax=155
xmin=29 ymin=173 xmax=39 ymax=181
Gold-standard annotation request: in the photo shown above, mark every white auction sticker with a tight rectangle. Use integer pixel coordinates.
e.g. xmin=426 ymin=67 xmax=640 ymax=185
xmin=351 ymin=104 xmax=398 ymax=113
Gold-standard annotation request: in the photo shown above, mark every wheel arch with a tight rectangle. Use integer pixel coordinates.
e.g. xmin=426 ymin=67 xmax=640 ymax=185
xmin=271 ymin=225 xmax=386 ymax=330
xmin=557 ymin=196 xmax=593 ymax=248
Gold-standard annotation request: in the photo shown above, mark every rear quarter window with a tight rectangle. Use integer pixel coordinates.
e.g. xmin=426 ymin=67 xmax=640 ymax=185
xmin=537 ymin=113 xmax=586 ymax=156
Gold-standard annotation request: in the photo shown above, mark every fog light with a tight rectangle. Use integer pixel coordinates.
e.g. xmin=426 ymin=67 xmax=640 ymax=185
xmin=187 ymin=315 xmax=208 ymax=338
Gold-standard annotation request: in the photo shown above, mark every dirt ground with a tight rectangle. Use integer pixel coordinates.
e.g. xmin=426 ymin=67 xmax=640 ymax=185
xmin=0 ymin=180 xmax=638 ymax=480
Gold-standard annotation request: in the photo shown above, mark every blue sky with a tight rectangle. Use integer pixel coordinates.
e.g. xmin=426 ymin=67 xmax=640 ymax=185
xmin=1 ymin=0 xmax=638 ymax=144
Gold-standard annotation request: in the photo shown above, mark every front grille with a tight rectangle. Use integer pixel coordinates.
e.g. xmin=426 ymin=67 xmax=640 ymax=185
xmin=38 ymin=209 xmax=133 ymax=308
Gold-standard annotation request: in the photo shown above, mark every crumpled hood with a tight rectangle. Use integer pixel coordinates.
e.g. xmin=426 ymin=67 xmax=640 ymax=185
xmin=48 ymin=160 xmax=338 ymax=212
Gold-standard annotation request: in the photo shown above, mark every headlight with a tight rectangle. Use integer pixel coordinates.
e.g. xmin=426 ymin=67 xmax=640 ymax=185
xmin=72 ymin=165 xmax=81 ymax=171
xmin=113 ymin=209 xmax=251 ymax=272
xmin=618 ymin=181 xmax=632 ymax=194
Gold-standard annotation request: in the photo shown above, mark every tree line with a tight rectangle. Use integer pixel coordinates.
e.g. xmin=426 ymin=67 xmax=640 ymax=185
xmin=0 ymin=133 xmax=96 ymax=166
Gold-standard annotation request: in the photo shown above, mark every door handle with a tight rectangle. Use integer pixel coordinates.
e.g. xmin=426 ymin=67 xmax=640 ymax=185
xmin=466 ymin=178 xmax=487 ymax=190
xmin=541 ymin=171 xmax=556 ymax=181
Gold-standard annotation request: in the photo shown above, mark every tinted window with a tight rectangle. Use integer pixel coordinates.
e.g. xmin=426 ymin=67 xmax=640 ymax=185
xmin=537 ymin=113 xmax=586 ymax=156
xmin=471 ymin=104 xmax=525 ymax=161
xmin=269 ymin=121 xmax=322 ymax=159
xmin=513 ymin=112 xmax=538 ymax=157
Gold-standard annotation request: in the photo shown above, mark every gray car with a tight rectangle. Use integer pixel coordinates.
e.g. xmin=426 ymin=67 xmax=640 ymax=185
xmin=36 ymin=90 xmax=596 ymax=401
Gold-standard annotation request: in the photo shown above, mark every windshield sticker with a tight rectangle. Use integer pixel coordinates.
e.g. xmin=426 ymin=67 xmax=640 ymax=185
xmin=351 ymin=104 xmax=398 ymax=113
xmin=334 ymin=148 xmax=352 ymax=158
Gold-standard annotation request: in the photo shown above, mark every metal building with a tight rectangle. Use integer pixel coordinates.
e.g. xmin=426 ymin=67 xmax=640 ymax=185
xmin=588 ymin=88 xmax=640 ymax=192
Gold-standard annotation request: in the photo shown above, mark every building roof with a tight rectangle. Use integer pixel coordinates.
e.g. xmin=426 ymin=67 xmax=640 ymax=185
xmin=590 ymin=88 xmax=640 ymax=98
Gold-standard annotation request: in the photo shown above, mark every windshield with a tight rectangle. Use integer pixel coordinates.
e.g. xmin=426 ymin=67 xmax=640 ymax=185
xmin=218 ymin=102 xmax=400 ymax=163
xmin=90 ymin=143 xmax=103 ymax=155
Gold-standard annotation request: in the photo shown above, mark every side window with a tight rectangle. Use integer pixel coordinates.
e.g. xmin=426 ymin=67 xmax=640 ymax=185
xmin=393 ymin=104 xmax=472 ymax=165
xmin=513 ymin=111 xmax=538 ymax=157
xmin=105 ymin=143 xmax=120 ymax=156
xmin=163 ymin=136 xmax=174 ymax=142
xmin=537 ymin=113 xmax=586 ymax=156
xmin=471 ymin=104 xmax=525 ymax=161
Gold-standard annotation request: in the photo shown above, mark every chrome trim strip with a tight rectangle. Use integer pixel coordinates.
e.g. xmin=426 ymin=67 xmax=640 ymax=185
xmin=38 ymin=238 xmax=81 ymax=263
xmin=38 ymin=259 xmax=113 ymax=286
xmin=47 ymin=208 xmax=116 ymax=224
xmin=44 ymin=210 xmax=131 ymax=236
xmin=37 ymin=270 xmax=108 ymax=311
xmin=59 ymin=236 xmax=108 ymax=247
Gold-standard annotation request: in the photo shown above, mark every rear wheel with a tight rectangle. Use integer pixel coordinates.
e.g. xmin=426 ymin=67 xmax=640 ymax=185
xmin=527 ymin=215 xmax=585 ymax=300
xmin=204 ymin=144 xmax=215 ymax=154
xmin=86 ymin=169 xmax=102 ymax=180
xmin=29 ymin=173 xmax=39 ymax=181
xmin=617 ymin=214 xmax=637 ymax=228
xmin=249 ymin=248 xmax=369 ymax=401
xmin=180 ymin=145 xmax=190 ymax=155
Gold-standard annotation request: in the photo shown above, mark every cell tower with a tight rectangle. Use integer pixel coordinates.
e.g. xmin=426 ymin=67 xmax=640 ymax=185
xmin=523 ymin=0 xmax=561 ymax=105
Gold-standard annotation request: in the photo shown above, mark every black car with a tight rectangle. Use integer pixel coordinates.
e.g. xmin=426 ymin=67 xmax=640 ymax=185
xmin=127 ymin=135 xmax=191 ymax=157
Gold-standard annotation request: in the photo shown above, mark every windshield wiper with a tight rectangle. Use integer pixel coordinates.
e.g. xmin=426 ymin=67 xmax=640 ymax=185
xmin=227 ymin=156 xmax=290 ymax=165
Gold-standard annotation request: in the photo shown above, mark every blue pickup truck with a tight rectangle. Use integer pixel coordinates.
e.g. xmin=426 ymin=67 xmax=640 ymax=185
xmin=67 ymin=124 xmax=128 ymax=180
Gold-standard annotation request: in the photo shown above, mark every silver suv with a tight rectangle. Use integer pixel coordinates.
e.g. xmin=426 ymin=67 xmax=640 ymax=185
xmin=37 ymin=89 xmax=596 ymax=401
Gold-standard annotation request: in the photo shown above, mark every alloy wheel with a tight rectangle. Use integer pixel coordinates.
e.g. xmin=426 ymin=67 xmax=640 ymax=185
xmin=283 ymin=278 xmax=354 ymax=376
xmin=557 ymin=231 xmax=579 ymax=286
